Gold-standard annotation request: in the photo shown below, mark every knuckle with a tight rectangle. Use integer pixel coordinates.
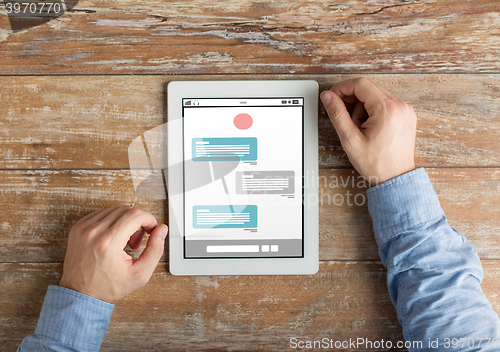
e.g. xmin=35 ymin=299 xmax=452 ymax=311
xmin=329 ymin=107 xmax=343 ymax=122
xmin=84 ymin=224 xmax=101 ymax=238
xmin=383 ymin=98 xmax=399 ymax=117
xmin=354 ymin=77 xmax=370 ymax=86
xmin=73 ymin=217 xmax=85 ymax=228
xmin=407 ymin=102 xmax=416 ymax=113
xmin=68 ymin=222 xmax=81 ymax=236
xmin=400 ymin=101 xmax=417 ymax=120
xmin=399 ymin=100 xmax=410 ymax=110
xmin=95 ymin=236 xmax=112 ymax=254
xmin=127 ymin=207 xmax=143 ymax=218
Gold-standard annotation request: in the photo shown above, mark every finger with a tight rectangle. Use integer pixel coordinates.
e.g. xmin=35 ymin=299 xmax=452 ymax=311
xmin=109 ymin=208 xmax=158 ymax=247
xmin=127 ymin=228 xmax=146 ymax=250
xmin=351 ymin=100 xmax=369 ymax=128
xmin=72 ymin=206 xmax=121 ymax=235
xmin=84 ymin=205 xmax=123 ymax=226
xmin=74 ymin=207 xmax=108 ymax=227
xmin=95 ymin=205 xmax=133 ymax=232
xmin=320 ymin=90 xmax=363 ymax=143
xmin=330 ymin=78 xmax=387 ymax=116
xmin=339 ymin=94 xmax=358 ymax=106
xmin=370 ymin=80 xmax=398 ymax=101
xmin=132 ymin=224 xmax=168 ymax=282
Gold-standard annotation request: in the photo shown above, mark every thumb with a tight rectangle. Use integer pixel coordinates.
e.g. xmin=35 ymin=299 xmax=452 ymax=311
xmin=320 ymin=91 xmax=362 ymax=144
xmin=133 ymin=224 xmax=168 ymax=280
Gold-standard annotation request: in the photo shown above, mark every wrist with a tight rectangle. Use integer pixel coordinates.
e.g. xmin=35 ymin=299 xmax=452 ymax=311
xmin=58 ymin=276 xmax=75 ymax=292
xmin=366 ymin=168 xmax=444 ymax=241
xmin=59 ymin=277 xmax=98 ymax=302
xmin=368 ymin=161 xmax=416 ymax=187
xmin=58 ymin=278 xmax=85 ymax=297
xmin=34 ymin=285 xmax=114 ymax=352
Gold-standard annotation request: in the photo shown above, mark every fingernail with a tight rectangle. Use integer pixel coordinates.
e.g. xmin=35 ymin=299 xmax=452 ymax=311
xmin=159 ymin=225 xmax=168 ymax=239
xmin=320 ymin=92 xmax=332 ymax=107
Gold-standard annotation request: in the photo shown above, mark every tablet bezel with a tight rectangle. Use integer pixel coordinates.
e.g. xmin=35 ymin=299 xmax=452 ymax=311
xmin=168 ymin=80 xmax=318 ymax=275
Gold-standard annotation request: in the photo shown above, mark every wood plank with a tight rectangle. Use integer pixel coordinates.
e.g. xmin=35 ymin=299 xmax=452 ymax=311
xmin=319 ymin=168 xmax=500 ymax=261
xmin=0 ymin=169 xmax=167 ymax=263
xmin=1 ymin=74 xmax=499 ymax=169
xmin=0 ymin=261 xmax=406 ymax=351
xmin=0 ymin=168 xmax=499 ymax=263
xmin=1 ymin=0 xmax=500 ymax=74
xmin=1 ymin=261 xmax=499 ymax=351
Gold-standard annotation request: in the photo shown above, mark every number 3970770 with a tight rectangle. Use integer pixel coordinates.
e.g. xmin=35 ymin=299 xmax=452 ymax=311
xmin=5 ymin=2 xmax=63 ymax=14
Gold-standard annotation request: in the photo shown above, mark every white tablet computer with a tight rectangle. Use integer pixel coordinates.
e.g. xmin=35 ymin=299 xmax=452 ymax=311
xmin=167 ymin=80 xmax=318 ymax=275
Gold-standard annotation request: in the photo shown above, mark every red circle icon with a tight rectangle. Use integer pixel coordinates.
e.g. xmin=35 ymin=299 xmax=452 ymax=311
xmin=234 ymin=113 xmax=253 ymax=130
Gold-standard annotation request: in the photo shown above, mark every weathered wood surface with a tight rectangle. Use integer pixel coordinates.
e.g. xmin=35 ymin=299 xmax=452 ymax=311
xmin=1 ymin=0 xmax=500 ymax=74
xmin=0 ymin=167 xmax=498 ymax=263
xmin=1 ymin=261 xmax=499 ymax=351
xmin=1 ymin=74 xmax=499 ymax=169
xmin=1 ymin=1 xmax=500 ymax=349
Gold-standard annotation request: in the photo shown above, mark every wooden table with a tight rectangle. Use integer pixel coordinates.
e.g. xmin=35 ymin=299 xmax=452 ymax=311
xmin=1 ymin=1 xmax=500 ymax=351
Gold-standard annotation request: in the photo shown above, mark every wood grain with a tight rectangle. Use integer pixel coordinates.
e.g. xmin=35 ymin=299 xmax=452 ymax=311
xmin=0 ymin=167 xmax=498 ymax=263
xmin=2 ymin=261 xmax=499 ymax=351
xmin=1 ymin=0 xmax=499 ymax=349
xmin=1 ymin=74 xmax=499 ymax=170
xmin=0 ymin=169 xmax=167 ymax=263
xmin=1 ymin=0 xmax=500 ymax=74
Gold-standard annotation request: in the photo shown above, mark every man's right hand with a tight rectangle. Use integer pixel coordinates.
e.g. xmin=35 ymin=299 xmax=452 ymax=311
xmin=59 ymin=206 xmax=168 ymax=304
xmin=320 ymin=77 xmax=417 ymax=186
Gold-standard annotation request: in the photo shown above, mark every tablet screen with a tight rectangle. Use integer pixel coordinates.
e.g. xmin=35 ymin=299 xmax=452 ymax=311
xmin=182 ymin=97 xmax=304 ymax=258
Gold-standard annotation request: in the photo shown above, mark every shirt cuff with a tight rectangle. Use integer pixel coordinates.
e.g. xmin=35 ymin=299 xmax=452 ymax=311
xmin=34 ymin=285 xmax=114 ymax=352
xmin=366 ymin=168 xmax=445 ymax=242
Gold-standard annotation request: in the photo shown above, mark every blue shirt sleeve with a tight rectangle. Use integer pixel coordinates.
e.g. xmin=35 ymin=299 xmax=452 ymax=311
xmin=367 ymin=168 xmax=500 ymax=351
xmin=18 ymin=285 xmax=114 ymax=352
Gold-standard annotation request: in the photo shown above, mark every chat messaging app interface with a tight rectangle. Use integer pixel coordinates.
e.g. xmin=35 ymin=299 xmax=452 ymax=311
xmin=182 ymin=97 xmax=304 ymax=258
